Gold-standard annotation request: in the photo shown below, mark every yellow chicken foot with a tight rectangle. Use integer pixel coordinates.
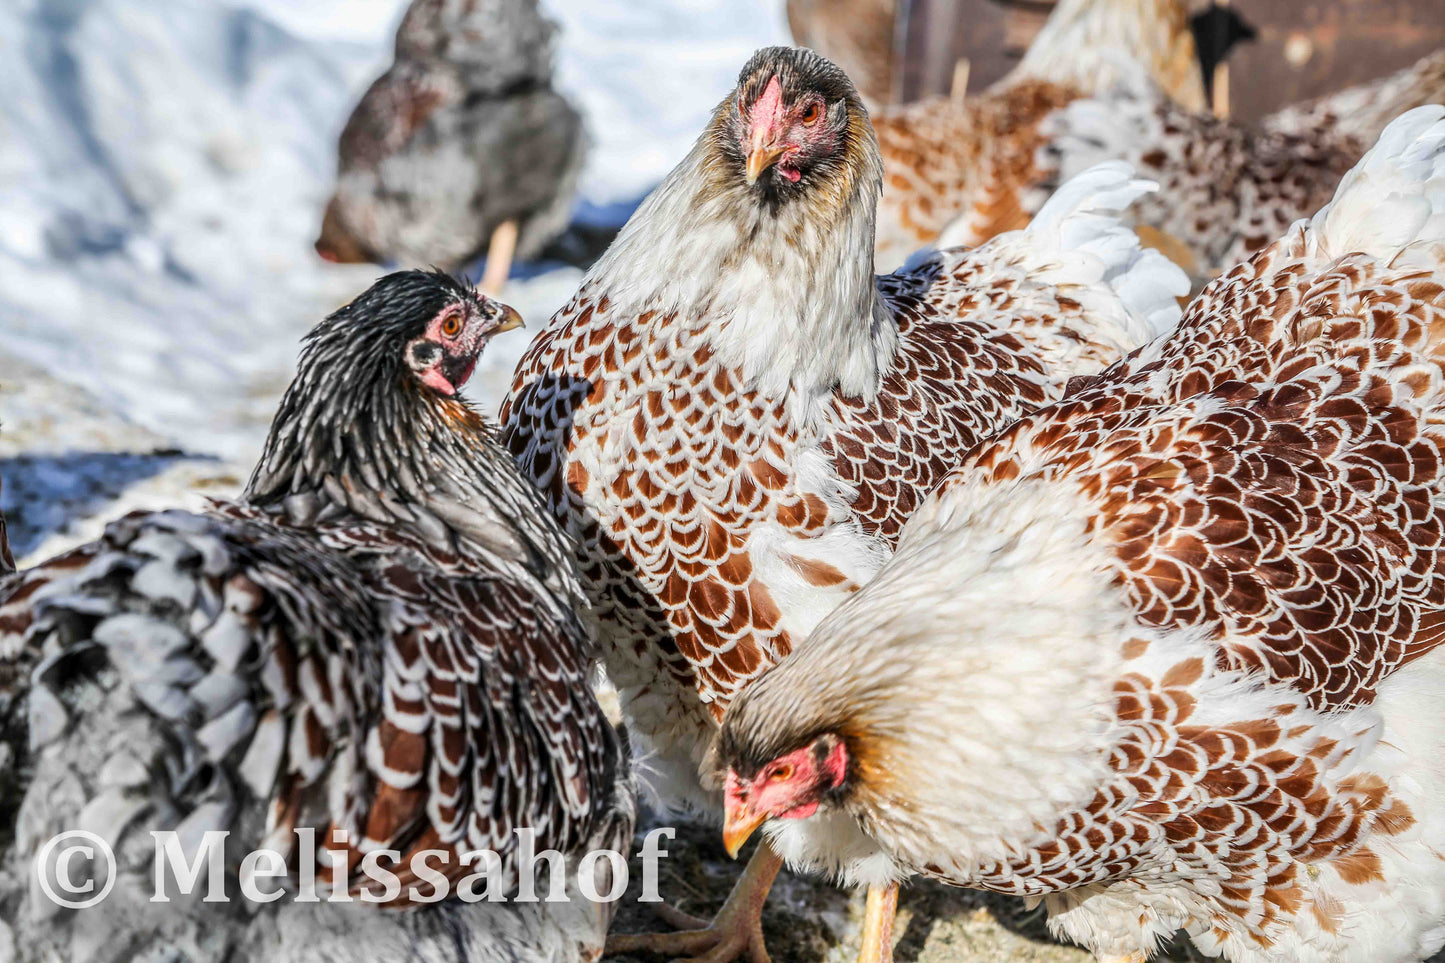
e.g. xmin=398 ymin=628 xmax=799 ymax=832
xmin=856 ymin=881 xmax=899 ymax=963
xmin=604 ymin=842 xmax=783 ymax=963
xmin=477 ymin=219 xmax=518 ymax=296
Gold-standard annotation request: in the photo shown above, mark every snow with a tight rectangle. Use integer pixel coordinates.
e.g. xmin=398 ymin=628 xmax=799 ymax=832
xmin=0 ymin=0 xmax=786 ymax=468
xmin=0 ymin=0 xmax=386 ymax=462
xmin=548 ymin=0 xmax=790 ymax=204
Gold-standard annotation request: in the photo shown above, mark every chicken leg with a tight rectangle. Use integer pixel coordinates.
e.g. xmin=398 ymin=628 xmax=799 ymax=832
xmin=857 ymin=881 xmax=898 ymax=963
xmin=478 ymin=219 xmax=518 ymax=296
xmin=605 ymin=842 xmax=782 ymax=962
xmin=0 ymin=492 xmax=14 ymax=574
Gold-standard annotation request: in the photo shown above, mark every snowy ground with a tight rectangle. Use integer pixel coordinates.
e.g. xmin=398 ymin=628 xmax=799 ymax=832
xmin=0 ymin=0 xmax=786 ymax=465
xmin=0 ymin=0 xmax=784 ymax=557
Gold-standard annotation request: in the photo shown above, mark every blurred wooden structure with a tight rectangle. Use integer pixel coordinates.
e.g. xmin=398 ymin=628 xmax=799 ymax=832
xmin=789 ymin=0 xmax=1445 ymax=122
xmin=894 ymin=0 xmax=1054 ymax=105
xmin=1223 ymin=1 xmax=1443 ymax=122
xmin=787 ymin=0 xmax=903 ymax=103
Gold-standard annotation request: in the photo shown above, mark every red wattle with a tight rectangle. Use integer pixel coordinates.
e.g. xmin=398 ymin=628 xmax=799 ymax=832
xmin=420 ymin=367 xmax=457 ymax=396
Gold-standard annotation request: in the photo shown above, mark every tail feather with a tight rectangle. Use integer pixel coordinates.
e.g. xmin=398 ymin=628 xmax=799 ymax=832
xmin=1011 ymin=160 xmax=1190 ymax=340
xmin=1307 ymin=105 xmax=1445 ymax=269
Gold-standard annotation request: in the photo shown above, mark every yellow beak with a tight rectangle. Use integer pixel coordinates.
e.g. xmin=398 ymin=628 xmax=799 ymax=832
xmin=491 ymin=303 xmax=525 ymax=334
xmin=722 ymin=803 xmax=768 ymax=859
xmin=745 ymin=142 xmax=786 ymax=185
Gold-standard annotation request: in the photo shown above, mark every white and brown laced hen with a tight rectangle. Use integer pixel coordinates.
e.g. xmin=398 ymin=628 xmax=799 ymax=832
xmin=719 ymin=107 xmax=1445 ymax=963
xmin=502 ymin=45 xmax=1186 ymax=962
xmin=315 ymin=0 xmax=584 ymax=289
xmin=0 ymin=272 xmax=632 ymax=963
xmin=1042 ymin=48 xmax=1445 ymax=282
xmin=871 ymin=0 xmax=1205 ymax=270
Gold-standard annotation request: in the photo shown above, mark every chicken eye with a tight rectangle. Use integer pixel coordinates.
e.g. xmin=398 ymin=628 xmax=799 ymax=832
xmin=441 ymin=314 xmax=463 ymax=338
xmin=772 ymin=764 xmax=793 ymax=782
xmin=800 ymin=103 xmax=822 ymax=125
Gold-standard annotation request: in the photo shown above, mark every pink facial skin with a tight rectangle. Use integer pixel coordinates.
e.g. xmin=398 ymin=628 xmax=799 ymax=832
xmin=725 ymin=736 xmax=850 ymax=823
xmin=411 ymin=302 xmax=485 ymax=395
xmin=743 ymin=76 xmax=832 ymax=183
xmin=419 ymin=366 xmax=459 ymax=395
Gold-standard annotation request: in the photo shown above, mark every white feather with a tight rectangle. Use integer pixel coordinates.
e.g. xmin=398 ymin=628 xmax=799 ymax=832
xmin=940 ymin=160 xmax=1189 ymax=341
xmin=1306 ymin=104 xmax=1445 ymax=268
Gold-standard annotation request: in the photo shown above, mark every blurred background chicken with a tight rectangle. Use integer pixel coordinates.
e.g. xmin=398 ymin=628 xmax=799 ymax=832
xmin=1041 ymin=46 xmax=1445 ymax=282
xmin=314 ymin=0 xmax=585 ymax=293
xmin=720 ymin=105 xmax=1445 ymax=963
xmin=857 ymin=0 xmax=1445 ymax=275
xmin=0 ymin=273 xmax=632 ymax=962
xmin=868 ymin=0 xmax=1206 ymax=269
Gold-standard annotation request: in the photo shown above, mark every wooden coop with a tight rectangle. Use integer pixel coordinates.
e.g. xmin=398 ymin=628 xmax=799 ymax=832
xmin=787 ymin=0 xmax=1445 ymax=121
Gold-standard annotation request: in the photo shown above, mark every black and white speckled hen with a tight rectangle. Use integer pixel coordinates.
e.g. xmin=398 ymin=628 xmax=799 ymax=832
xmin=0 ymin=271 xmax=632 ymax=962
xmin=315 ymin=0 xmax=585 ymax=291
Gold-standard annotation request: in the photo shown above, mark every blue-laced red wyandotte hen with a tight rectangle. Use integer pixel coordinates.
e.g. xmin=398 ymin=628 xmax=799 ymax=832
xmin=315 ymin=0 xmax=584 ymax=292
xmin=0 ymin=271 xmax=632 ymax=962
xmin=502 ymin=45 xmax=1187 ymax=963
xmin=719 ymin=107 xmax=1445 ymax=963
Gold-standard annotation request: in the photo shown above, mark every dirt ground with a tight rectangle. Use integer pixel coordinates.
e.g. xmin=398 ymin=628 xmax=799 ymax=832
xmin=604 ymin=806 xmax=1209 ymax=963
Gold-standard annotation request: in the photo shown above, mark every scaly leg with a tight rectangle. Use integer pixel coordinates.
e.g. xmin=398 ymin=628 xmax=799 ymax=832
xmin=478 ymin=219 xmax=518 ymax=296
xmin=856 ymin=881 xmax=898 ymax=963
xmin=605 ymin=842 xmax=783 ymax=962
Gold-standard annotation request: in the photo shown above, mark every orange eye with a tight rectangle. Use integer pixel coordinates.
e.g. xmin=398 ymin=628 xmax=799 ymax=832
xmin=772 ymin=764 xmax=794 ymax=782
xmin=440 ymin=314 xmax=463 ymax=338
xmin=801 ymin=103 xmax=822 ymax=125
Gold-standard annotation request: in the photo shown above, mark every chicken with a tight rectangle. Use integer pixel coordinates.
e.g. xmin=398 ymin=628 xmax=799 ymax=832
xmin=0 ymin=272 xmax=632 ymax=962
xmin=501 ymin=45 xmax=1186 ymax=962
xmin=1041 ymin=48 xmax=1445 ymax=282
xmin=0 ymin=478 xmax=12 ymax=574
xmin=871 ymin=0 xmax=1205 ymax=270
xmin=718 ymin=107 xmax=1445 ymax=963
xmin=315 ymin=0 xmax=585 ymax=293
